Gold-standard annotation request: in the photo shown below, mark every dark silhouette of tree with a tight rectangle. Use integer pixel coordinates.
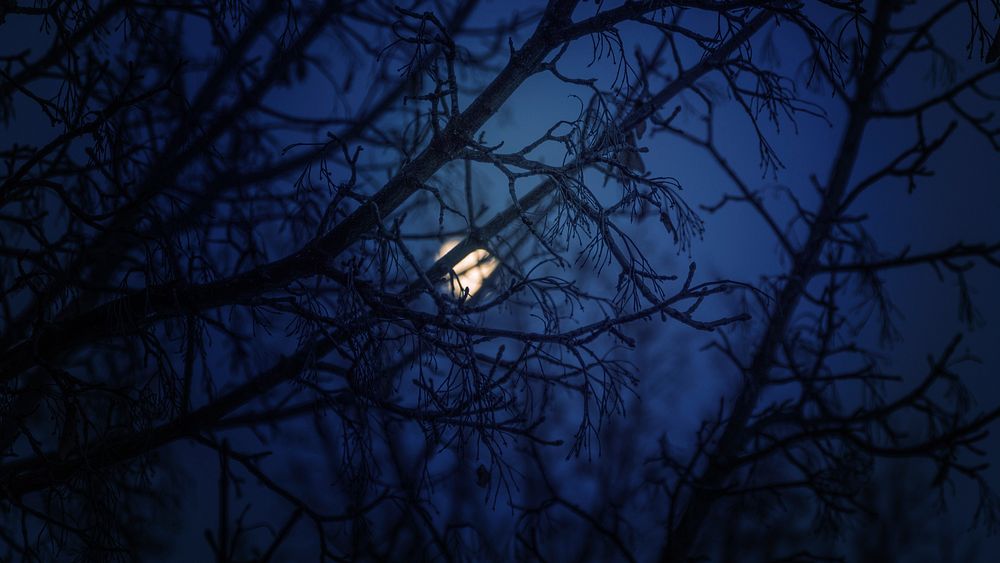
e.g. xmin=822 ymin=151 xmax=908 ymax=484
xmin=2 ymin=0 xmax=1000 ymax=561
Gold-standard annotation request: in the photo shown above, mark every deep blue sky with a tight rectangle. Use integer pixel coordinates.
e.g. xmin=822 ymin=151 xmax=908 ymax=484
xmin=3 ymin=0 xmax=999 ymax=560
xmin=141 ymin=1 xmax=1000 ymax=559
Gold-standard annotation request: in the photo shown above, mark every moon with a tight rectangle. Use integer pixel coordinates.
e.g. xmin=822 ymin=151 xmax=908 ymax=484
xmin=436 ymin=239 xmax=499 ymax=298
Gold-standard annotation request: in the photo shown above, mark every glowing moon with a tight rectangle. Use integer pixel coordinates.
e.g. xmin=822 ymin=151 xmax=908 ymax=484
xmin=436 ymin=239 xmax=499 ymax=298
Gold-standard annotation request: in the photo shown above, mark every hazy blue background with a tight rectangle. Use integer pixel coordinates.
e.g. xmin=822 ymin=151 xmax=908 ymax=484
xmin=3 ymin=0 xmax=999 ymax=560
xmin=127 ymin=1 xmax=1000 ymax=559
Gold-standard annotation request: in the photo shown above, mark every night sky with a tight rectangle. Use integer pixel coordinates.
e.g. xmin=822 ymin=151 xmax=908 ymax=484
xmin=2 ymin=0 xmax=1000 ymax=561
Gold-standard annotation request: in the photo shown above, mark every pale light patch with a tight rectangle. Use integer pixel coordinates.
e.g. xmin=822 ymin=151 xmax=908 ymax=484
xmin=436 ymin=239 xmax=499 ymax=298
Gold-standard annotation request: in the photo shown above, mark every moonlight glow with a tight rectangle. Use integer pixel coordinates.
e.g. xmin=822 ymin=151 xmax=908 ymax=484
xmin=437 ymin=239 xmax=499 ymax=298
